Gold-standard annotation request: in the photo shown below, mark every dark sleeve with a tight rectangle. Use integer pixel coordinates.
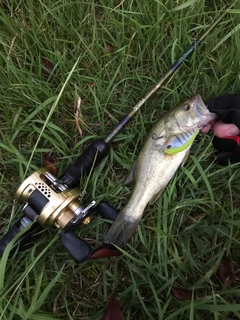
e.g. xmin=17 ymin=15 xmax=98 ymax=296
xmin=208 ymin=94 xmax=240 ymax=129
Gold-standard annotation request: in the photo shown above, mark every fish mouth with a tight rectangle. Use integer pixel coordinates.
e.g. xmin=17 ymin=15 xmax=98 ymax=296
xmin=183 ymin=94 xmax=216 ymax=130
xmin=196 ymin=112 xmax=216 ymax=129
xmin=193 ymin=94 xmax=216 ymax=128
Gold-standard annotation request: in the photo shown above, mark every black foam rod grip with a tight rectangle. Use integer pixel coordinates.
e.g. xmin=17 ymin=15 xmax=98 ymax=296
xmin=97 ymin=201 xmax=119 ymax=221
xmin=60 ymin=231 xmax=92 ymax=263
xmin=0 ymin=217 xmax=32 ymax=257
xmin=59 ymin=139 xmax=109 ymax=188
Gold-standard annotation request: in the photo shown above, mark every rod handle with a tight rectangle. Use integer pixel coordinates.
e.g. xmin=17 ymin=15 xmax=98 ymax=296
xmin=0 ymin=217 xmax=32 ymax=257
xmin=59 ymin=139 xmax=109 ymax=188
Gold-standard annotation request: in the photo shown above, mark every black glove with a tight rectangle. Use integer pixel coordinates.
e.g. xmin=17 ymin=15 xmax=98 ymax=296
xmin=208 ymin=94 xmax=240 ymax=165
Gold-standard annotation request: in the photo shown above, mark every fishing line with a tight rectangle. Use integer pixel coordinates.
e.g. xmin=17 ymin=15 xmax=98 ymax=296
xmin=104 ymin=0 xmax=238 ymax=144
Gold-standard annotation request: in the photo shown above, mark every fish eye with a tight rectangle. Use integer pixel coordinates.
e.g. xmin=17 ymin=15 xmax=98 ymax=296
xmin=183 ymin=104 xmax=191 ymax=111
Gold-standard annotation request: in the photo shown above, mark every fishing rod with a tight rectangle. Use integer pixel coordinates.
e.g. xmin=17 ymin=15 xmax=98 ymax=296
xmin=0 ymin=1 xmax=236 ymax=263
xmin=104 ymin=0 xmax=238 ymax=143
xmin=58 ymin=0 xmax=237 ymax=190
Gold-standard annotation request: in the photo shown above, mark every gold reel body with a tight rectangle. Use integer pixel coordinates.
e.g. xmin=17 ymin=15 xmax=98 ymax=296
xmin=15 ymin=168 xmax=83 ymax=228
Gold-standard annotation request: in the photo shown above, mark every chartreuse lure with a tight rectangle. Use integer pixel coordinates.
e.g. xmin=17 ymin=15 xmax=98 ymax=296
xmin=164 ymin=129 xmax=199 ymax=154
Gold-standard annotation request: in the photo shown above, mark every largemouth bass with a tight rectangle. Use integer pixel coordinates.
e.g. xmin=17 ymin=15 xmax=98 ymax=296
xmin=104 ymin=94 xmax=216 ymax=248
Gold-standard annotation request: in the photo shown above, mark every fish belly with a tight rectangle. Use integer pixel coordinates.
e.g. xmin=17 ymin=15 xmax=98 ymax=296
xmin=104 ymin=145 xmax=191 ymax=247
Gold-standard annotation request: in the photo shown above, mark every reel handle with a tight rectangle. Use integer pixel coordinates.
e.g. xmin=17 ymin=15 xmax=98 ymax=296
xmin=60 ymin=231 xmax=92 ymax=263
xmin=59 ymin=139 xmax=109 ymax=188
xmin=59 ymin=201 xmax=119 ymax=262
xmin=97 ymin=201 xmax=119 ymax=221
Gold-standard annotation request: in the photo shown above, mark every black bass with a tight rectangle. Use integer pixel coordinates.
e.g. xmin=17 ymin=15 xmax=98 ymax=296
xmin=104 ymin=95 xmax=216 ymax=248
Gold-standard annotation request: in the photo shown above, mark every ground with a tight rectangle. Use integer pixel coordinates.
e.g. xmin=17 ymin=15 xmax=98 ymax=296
xmin=0 ymin=1 xmax=240 ymax=319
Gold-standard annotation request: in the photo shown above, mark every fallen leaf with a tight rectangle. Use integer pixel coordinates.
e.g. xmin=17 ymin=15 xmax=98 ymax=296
xmin=53 ymin=297 xmax=58 ymax=313
xmin=42 ymin=58 xmax=54 ymax=77
xmin=91 ymin=244 xmax=122 ymax=259
xmin=171 ymin=286 xmax=195 ymax=301
xmin=187 ymin=213 xmax=205 ymax=225
xmin=75 ymin=95 xmax=83 ymax=137
xmin=44 ymin=152 xmax=58 ymax=176
xmin=106 ymin=43 xmax=114 ymax=53
xmin=87 ymin=83 xmax=96 ymax=88
xmin=216 ymin=256 xmax=238 ymax=288
xmin=102 ymin=294 xmax=125 ymax=320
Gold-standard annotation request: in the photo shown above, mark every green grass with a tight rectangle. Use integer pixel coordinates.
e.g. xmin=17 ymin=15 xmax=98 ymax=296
xmin=0 ymin=0 xmax=240 ymax=319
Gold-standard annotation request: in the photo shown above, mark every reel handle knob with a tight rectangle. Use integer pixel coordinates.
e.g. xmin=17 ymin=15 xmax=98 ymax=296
xmin=97 ymin=201 xmax=118 ymax=221
xmin=60 ymin=231 xmax=92 ymax=263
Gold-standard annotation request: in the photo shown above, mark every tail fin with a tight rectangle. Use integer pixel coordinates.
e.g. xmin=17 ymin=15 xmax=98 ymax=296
xmin=104 ymin=210 xmax=141 ymax=248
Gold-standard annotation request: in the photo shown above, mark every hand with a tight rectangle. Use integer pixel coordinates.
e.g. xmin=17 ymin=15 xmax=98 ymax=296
xmin=201 ymin=120 xmax=240 ymax=138
xmin=201 ymin=94 xmax=240 ymax=165
xmin=201 ymin=94 xmax=240 ymax=137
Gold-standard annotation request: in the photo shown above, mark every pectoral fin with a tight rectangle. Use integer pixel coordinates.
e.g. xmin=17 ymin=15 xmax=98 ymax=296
xmin=123 ymin=160 xmax=136 ymax=186
xmin=181 ymin=149 xmax=190 ymax=167
xmin=149 ymin=188 xmax=164 ymax=205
